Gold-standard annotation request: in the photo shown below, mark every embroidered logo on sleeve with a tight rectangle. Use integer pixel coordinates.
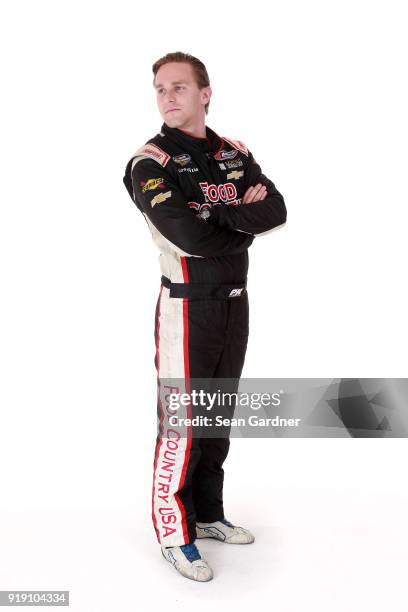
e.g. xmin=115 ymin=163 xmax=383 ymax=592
xmin=151 ymin=190 xmax=172 ymax=207
xmin=132 ymin=143 xmax=170 ymax=167
xmin=140 ymin=178 xmax=164 ymax=192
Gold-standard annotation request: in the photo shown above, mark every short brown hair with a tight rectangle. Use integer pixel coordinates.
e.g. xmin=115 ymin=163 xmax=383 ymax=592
xmin=152 ymin=52 xmax=211 ymax=115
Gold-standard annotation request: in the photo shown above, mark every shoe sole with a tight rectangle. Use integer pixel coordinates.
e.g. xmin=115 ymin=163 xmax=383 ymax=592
xmin=197 ymin=536 xmax=255 ymax=544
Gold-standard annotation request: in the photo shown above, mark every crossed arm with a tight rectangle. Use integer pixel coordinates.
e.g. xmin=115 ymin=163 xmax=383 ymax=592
xmin=129 ymin=150 xmax=286 ymax=258
xmin=208 ymin=151 xmax=287 ymax=235
xmin=131 ymin=157 xmax=255 ymax=258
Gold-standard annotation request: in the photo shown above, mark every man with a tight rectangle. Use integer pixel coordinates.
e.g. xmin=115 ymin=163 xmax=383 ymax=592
xmin=123 ymin=52 xmax=287 ymax=581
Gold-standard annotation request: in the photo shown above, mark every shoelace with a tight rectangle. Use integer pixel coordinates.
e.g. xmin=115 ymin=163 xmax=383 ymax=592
xmin=180 ymin=543 xmax=201 ymax=562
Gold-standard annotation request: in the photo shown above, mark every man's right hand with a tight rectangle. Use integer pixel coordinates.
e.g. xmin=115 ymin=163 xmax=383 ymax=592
xmin=242 ymin=183 xmax=267 ymax=204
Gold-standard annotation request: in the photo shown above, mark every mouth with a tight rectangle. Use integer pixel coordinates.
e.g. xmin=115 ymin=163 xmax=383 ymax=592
xmin=166 ymin=109 xmax=181 ymax=114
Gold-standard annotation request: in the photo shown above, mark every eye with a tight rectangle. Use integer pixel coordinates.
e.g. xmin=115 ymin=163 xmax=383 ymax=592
xmin=176 ymin=86 xmax=185 ymax=91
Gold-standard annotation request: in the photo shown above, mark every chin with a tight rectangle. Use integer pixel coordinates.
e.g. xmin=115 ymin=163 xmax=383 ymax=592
xmin=164 ymin=112 xmax=186 ymax=128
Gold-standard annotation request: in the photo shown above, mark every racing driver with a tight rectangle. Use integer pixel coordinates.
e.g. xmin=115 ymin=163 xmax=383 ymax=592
xmin=123 ymin=51 xmax=287 ymax=581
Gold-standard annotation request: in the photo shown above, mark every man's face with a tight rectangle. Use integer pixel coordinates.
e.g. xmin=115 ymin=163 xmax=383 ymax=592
xmin=154 ymin=62 xmax=211 ymax=129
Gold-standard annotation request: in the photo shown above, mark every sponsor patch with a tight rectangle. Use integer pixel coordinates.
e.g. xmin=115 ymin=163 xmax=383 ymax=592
xmin=227 ymin=170 xmax=244 ymax=181
xmin=229 ymin=288 xmax=244 ymax=297
xmin=131 ymin=143 xmax=170 ymax=167
xmin=198 ymin=181 xmax=242 ymax=207
xmin=140 ymin=178 xmax=164 ymax=192
xmin=177 ymin=166 xmax=199 ymax=174
xmin=173 ymin=153 xmax=191 ymax=166
xmin=200 ymin=181 xmax=237 ymax=203
xmin=214 ymin=149 xmax=238 ymax=161
xmin=225 ymin=159 xmax=243 ymax=169
xmin=151 ymin=190 xmax=172 ymax=207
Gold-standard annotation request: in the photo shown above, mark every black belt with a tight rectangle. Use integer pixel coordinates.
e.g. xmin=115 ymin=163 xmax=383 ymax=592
xmin=161 ymin=276 xmax=247 ymax=300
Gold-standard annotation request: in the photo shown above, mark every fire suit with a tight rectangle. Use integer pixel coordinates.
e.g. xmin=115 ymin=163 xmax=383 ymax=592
xmin=123 ymin=122 xmax=286 ymax=547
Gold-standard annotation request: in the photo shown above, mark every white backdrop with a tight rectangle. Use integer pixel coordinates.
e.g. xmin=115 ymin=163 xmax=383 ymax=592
xmin=1 ymin=0 xmax=407 ymax=609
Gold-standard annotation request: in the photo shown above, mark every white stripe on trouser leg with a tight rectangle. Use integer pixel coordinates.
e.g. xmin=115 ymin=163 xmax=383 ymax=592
xmin=153 ymin=285 xmax=190 ymax=547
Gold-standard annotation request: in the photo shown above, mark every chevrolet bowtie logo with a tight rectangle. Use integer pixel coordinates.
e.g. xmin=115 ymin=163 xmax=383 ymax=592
xmin=226 ymin=170 xmax=244 ymax=181
xmin=151 ymin=190 xmax=172 ymax=207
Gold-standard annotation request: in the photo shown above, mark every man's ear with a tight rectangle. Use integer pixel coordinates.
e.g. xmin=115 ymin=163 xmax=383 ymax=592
xmin=201 ymin=85 xmax=212 ymax=106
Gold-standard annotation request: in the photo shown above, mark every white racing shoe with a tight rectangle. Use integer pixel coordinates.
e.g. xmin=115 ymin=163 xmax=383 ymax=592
xmin=196 ymin=518 xmax=255 ymax=544
xmin=161 ymin=543 xmax=214 ymax=582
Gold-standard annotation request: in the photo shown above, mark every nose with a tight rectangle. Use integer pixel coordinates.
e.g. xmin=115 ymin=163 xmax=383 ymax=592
xmin=164 ymin=88 xmax=176 ymax=103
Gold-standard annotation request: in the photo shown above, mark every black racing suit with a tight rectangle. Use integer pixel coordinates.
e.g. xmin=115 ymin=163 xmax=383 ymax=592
xmin=123 ymin=122 xmax=286 ymax=546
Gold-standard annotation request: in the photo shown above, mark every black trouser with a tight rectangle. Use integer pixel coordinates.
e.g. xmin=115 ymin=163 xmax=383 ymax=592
xmin=151 ymin=282 xmax=249 ymax=546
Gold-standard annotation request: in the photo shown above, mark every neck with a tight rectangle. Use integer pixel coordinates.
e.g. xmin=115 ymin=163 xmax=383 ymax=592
xmin=176 ymin=118 xmax=206 ymax=139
